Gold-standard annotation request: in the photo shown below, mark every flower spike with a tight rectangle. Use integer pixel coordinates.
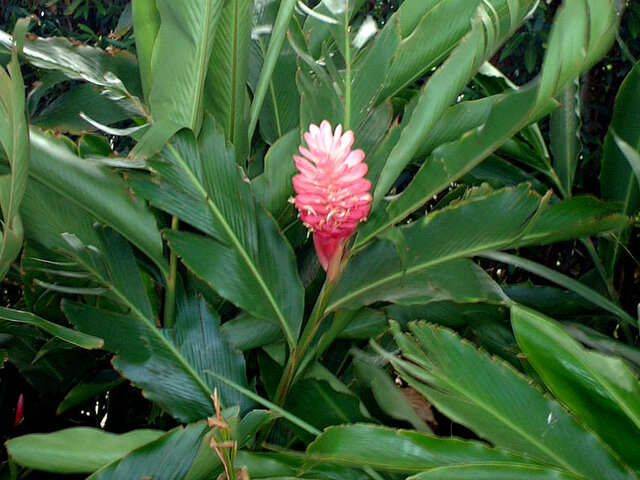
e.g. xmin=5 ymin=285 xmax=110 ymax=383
xmin=292 ymin=120 xmax=372 ymax=279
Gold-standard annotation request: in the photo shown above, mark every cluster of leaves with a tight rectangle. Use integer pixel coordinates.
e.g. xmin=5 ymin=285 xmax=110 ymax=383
xmin=0 ymin=0 xmax=639 ymax=479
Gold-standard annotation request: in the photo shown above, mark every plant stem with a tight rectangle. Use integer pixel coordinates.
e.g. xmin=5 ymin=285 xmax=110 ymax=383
xmin=343 ymin=8 xmax=352 ymax=131
xmin=274 ymin=278 xmax=338 ymax=405
xmin=163 ymin=216 xmax=179 ymax=328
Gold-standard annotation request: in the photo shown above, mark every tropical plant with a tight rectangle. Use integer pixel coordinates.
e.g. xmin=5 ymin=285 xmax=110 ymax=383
xmin=0 ymin=0 xmax=638 ymax=478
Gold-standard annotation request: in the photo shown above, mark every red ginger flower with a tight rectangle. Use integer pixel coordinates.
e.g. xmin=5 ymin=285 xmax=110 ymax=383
xmin=292 ymin=120 xmax=372 ymax=277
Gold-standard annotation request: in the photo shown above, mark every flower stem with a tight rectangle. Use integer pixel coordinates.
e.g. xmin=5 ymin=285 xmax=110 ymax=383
xmin=274 ymin=276 xmax=338 ymax=405
xmin=343 ymin=7 xmax=352 ymax=131
xmin=163 ymin=216 xmax=179 ymax=328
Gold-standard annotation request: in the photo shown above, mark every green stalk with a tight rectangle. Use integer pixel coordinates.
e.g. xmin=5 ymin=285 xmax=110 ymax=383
xmin=163 ymin=216 xmax=179 ymax=328
xmin=343 ymin=8 xmax=352 ymax=131
xmin=273 ymin=277 xmax=338 ymax=405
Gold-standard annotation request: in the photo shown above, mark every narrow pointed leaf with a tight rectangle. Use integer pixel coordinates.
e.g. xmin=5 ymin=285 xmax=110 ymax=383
xmin=148 ymin=0 xmax=224 ymax=131
xmin=64 ymin=295 xmax=249 ymax=422
xmin=306 ymin=424 xmax=536 ymax=473
xmin=204 ymin=0 xmax=252 ymax=159
xmin=248 ymin=0 xmax=298 ymax=141
xmin=130 ymin=121 xmax=303 ymax=346
xmin=389 ymin=322 xmax=637 ymax=479
xmin=511 ymin=305 xmax=640 ymax=469
xmin=409 ymin=464 xmax=585 ymax=480
xmin=6 ymin=428 xmax=163 ymax=474
xmin=0 ymin=306 xmax=103 ymax=349
xmin=27 ymin=129 xmax=167 ymax=275
xmin=90 ymin=423 xmax=208 ymax=479
xmin=0 ymin=37 xmax=29 ymax=279
xmin=549 ymin=81 xmax=581 ymax=196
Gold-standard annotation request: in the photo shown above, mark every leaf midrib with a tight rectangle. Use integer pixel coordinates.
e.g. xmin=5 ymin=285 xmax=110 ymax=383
xmin=71 ymin=248 xmax=214 ymax=403
xmin=395 ymin=354 xmax=578 ymax=474
xmin=166 ymin=143 xmax=295 ymax=347
xmin=328 ymin=235 xmax=516 ymax=312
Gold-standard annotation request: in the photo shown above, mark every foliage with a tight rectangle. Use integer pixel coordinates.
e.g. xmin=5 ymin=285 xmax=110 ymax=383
xmin=0 ymin=0 xmax=639 ymax=479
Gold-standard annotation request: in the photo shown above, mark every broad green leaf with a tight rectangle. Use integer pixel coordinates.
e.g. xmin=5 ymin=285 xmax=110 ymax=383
xmin=379 ymin=0 xmax=481 ymax=100
xmin=31 ymin=84 xmax=135 ymax=134
xmin=147 ymin=0 xmax=224 ymax=131
xmin=479 ymin=251 xmax=636 ymax=325
xmin=251 ymin=129 xmax=299 ymax=221
xmin=331 ymin=185 xmax=538 ymax=311
xmin=65 ymin=295 xmax=250 ymax=422
xmin=0 ymin=34 xmax=28 ymax=280
xmin=409 ymin=464 xmax=584 ymax=480
xmin=357 ymin=85 xmax=541 ymax=247
xmin=536 ymin=0 xmax=618 ymax=111
xmin=131 ymin=0 xmax=160 ymax=100
xmin=563 ymin=322 xmax=640 ymax=372
xmin=221 ymin=313 xmax=283 ymax=351
xmin=0 ymin=28 xmax=143 ymax=109
xmin=512 ymin=305 xmax=640 ymax=469
xmin=130 ymin=120 xmax=303 ymax=347
xmin=373 ymin=0 xmax=538 ymax=203
xmin=90 ymin=422 xmax=208 ymax=479
xmin=204 ymin=0 xmax=252 ymax=160
xmin=549 ymin=80 xmax=581 ymax=196
xmin=365 ymin=0 xmax=619 ymax=243
xmin=306 ymin=424 xmax=536 ymax=473
xmin=283 ymin=378 xmax=369 ymax=442
xmin=28 ymin=129 xmax=167 ymax=275
xmin=612 ymin=132 xmax=640 ymax=198
xmin=388 ymin=322 xmax=637 ymax=479
xmin=248 ymin=0 xmax=298 ymax=142
xmin=6 ymin=427 xmax=163 ymax=474
xmin=511 ymin=195 xmax=630 ymax=247
xmin=0 ymin=306 xmax=102 ymax=349
xmin=600 ymin=64 xmax=640 ymax=273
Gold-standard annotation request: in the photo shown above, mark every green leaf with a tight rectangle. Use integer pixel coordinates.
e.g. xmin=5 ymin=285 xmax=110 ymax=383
xmin=379 ymin=0 xmax=480 ymax=100
xmin=373 ymin=0 xmax=538 ymax=203
xmin=6 ymin=427 xmax=164 ymax=474
xmin=65 ymin=295 xmax=250 ymax=422
xmin=0 ymin=35 xmax=28 ymax=280
xmin=130 ymin=120 xmax=303 ymax=347
xmin=612 ymin=132 xmax=640 ymax=195
xmin=28 ymin=129 xmax=167 ymax=275
xmin=251 ymin=129 xmax=299 ymax=221
xmin=131 ymin=0 xmax=160 ymax=100
xmin=57 ymin=370 xmax=124 ymax=414
xmin=409 ymin=464 xmax=584 ymax=480
xmin=204 ymin=0 xmax=251 ymax=160
xmin=147 ymin=0 xmax=224 ymax=131
xmin=31 ymin=84 xmax=136 ymax=134
xmin=306 ymin=424 xmax=536 ymax=473
xmin=0 ymin=29 xmax=143 ymax=107
xmin=549 ymin=80 xmax=581 ymax=196
xmin=479 ymin=251 xmax=636 ymax=325
xmin=511 ymin=195 xmax=630 ymax=247
xmin=387 ymin=322 xmax=637 ymax=479
xmin=90 ymin=422 xmax=208 ymax=479
xmin=357 ymin=86 xmax=541 ymax=247
xmin=0 ymin=306 xmax=102 ymax=349
xmin=283 ymin=378 xmax=369 ymax=442
xmin=331 ymin=185 xmax=538 ymax=312
xmin=600 ymin=64 xmax=640 ymax=273
xmin=511 ymin=305 xmax=640 ymax=469
xmin=221 ymin=313 xmax=283 ymax=351
xmin=353 ymin=352 xmax=431 ymax=432
xmin=248 ymin=0 xmax=298 ymax=142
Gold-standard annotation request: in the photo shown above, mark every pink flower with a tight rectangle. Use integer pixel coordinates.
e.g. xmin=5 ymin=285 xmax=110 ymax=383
xmin=292 ymin=121 xmax=372 ymax=277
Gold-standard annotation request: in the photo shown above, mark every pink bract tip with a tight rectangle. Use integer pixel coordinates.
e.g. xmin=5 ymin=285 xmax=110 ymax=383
xmin=292 ymin=121 xmax=372 ymax=276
